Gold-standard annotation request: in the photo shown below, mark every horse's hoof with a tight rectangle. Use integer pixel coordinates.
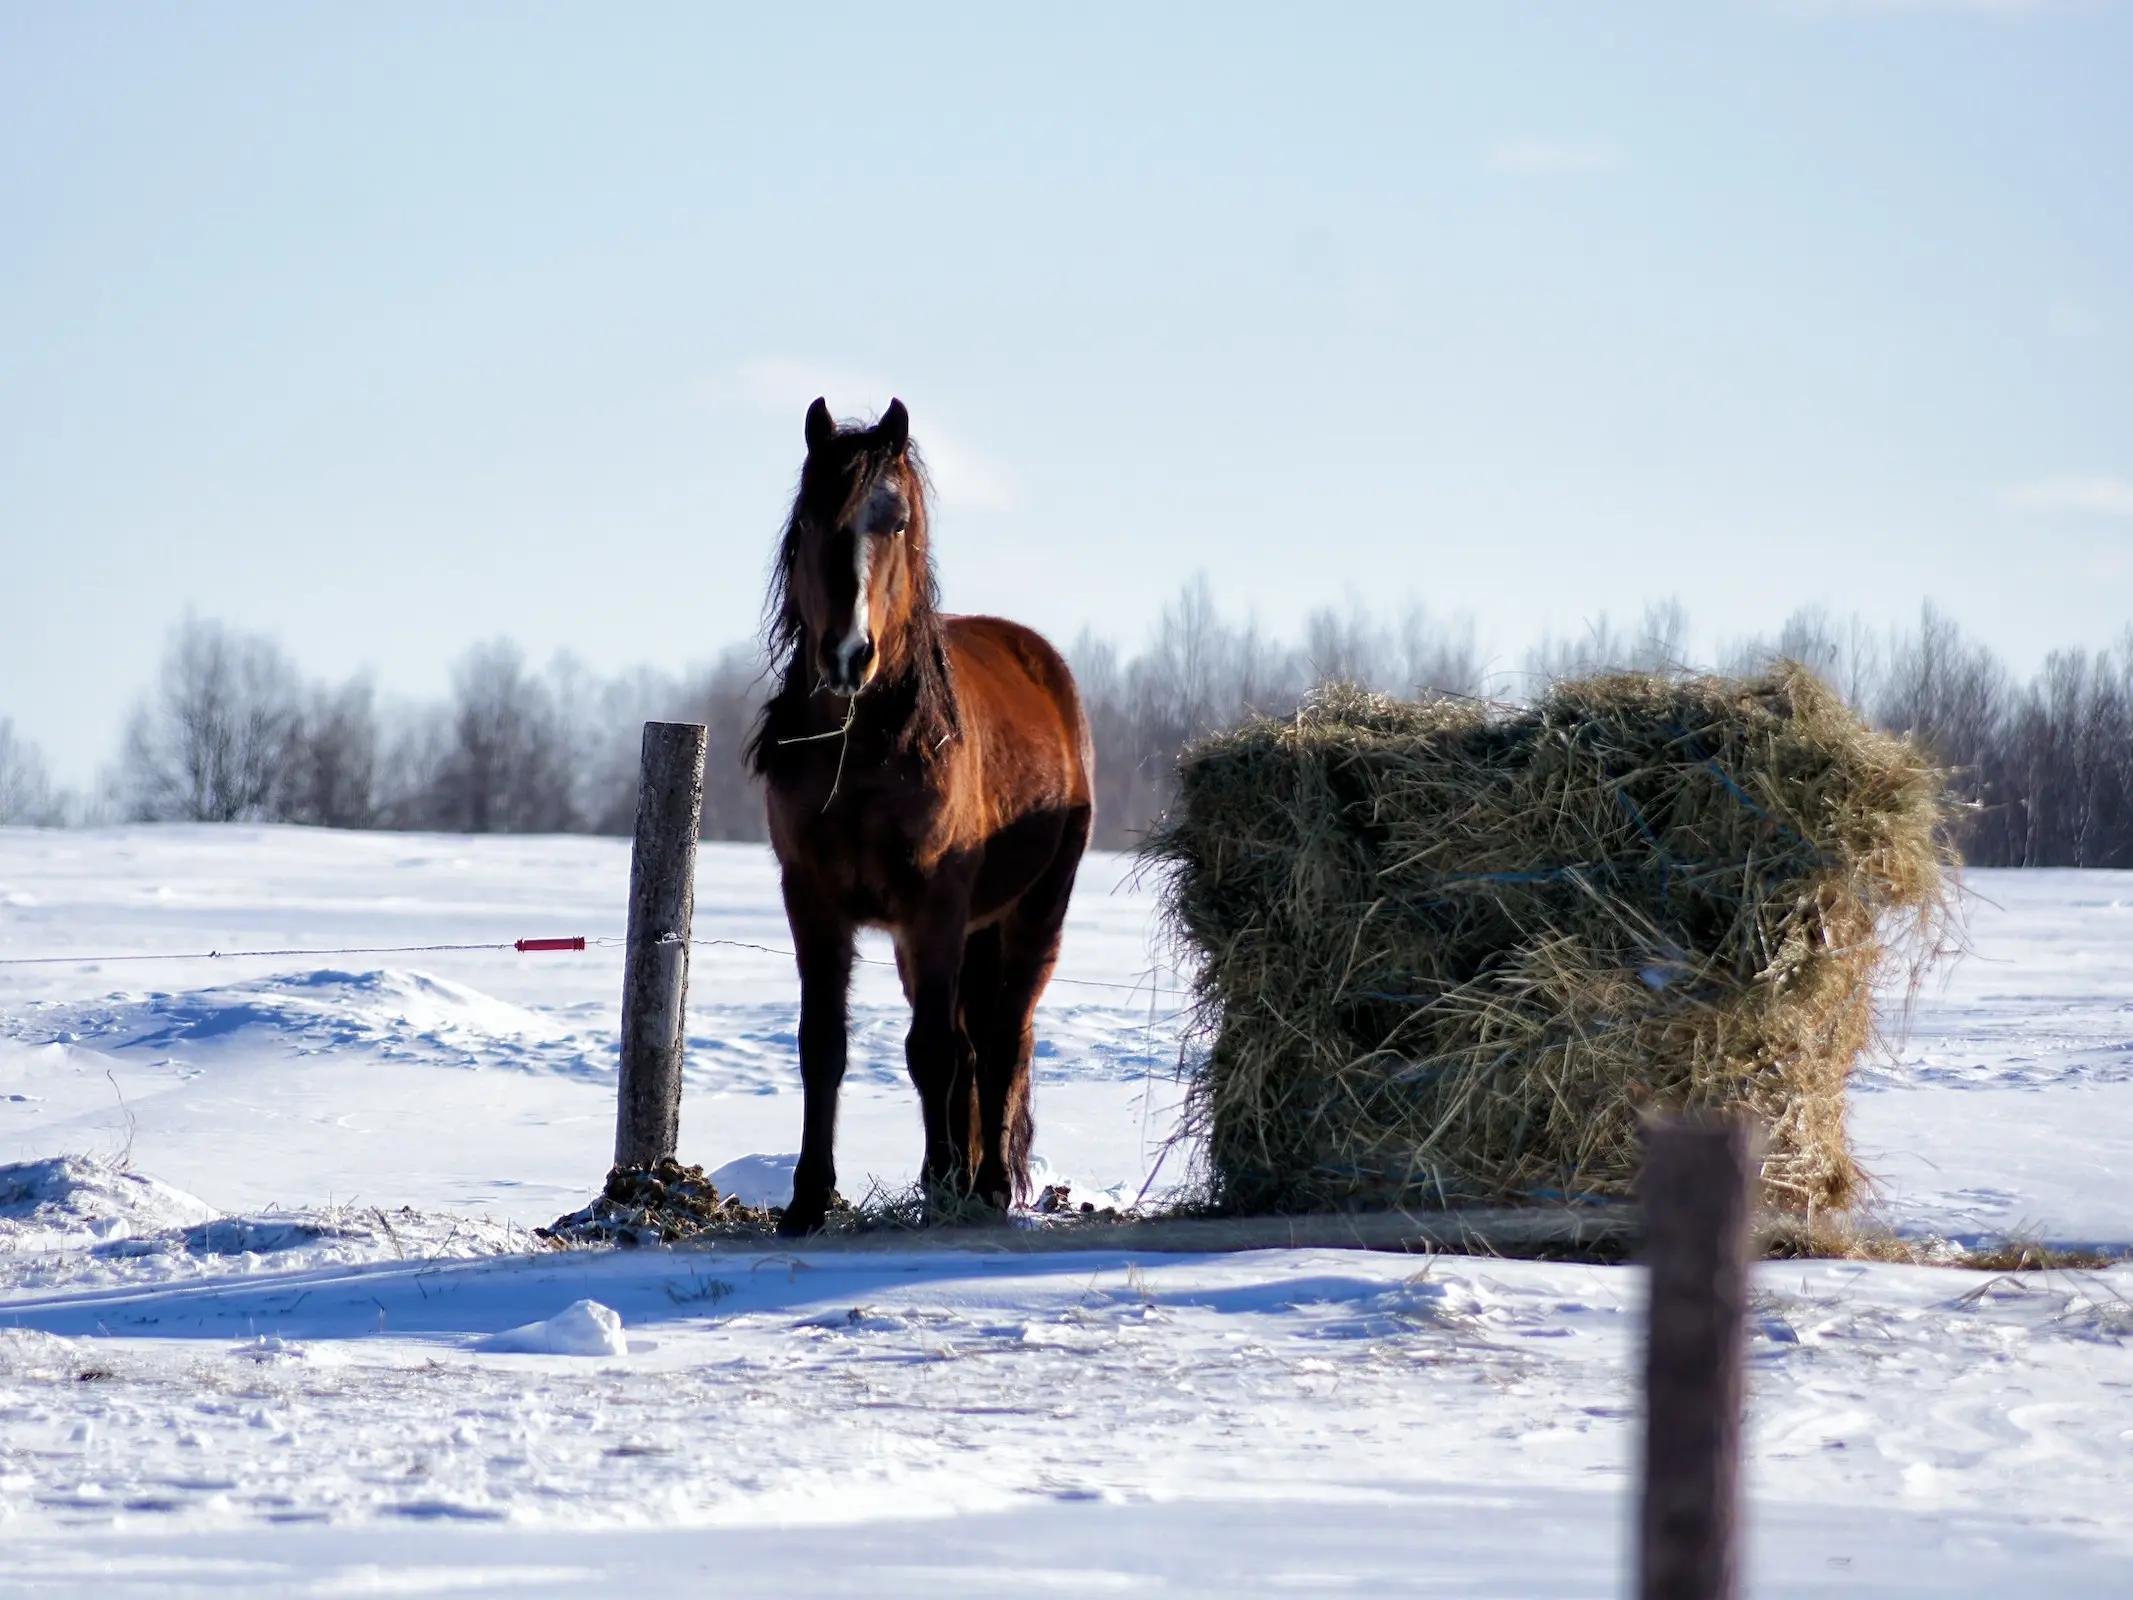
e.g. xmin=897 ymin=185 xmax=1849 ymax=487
xmin=777 ymin=1199 xmax=829 ymax=1237
xmin=973 ymin=1169 xmax=1013 ymax=1217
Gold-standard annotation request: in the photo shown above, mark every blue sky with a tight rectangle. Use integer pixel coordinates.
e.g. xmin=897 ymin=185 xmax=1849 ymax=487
xmin=3 ymin=2 xmax=2129 ymax=782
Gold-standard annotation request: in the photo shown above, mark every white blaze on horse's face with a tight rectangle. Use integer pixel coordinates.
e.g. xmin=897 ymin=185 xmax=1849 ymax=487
xmin=825 ymin=475 xmax=906 ymax=696
xmin=831 ymin=528 xmax=874 ymax=694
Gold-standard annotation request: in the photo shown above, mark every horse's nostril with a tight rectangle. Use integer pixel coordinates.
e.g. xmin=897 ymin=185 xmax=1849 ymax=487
xmin=824 ymin=635 xmax=873 ymax=691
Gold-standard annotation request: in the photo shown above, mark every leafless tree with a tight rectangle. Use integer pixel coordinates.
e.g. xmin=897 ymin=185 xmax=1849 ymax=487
xmin=1094 ymin=579 xmax=1313 ymax=845
xmin=682 ymin=644 xmax=773 ymax=841
xmin=410 ymin=641 xmax=578 ymax=834
xmin=566 ymin=665 xmax=671 ymax=837
xmin=282 ymin=679 xmax=381 ymax=828
xmin=545 ymin=645 xmax=770 ymax=841
xmin=1524 ymin=599 xmax=1692 ymax=686
xmin=1391 ymin=603 xmax=1486 ymax=699
xmin=1069 ymin=629 xmax=1152 ymax=845
xmin=0 ymin=719 xmax=64 ymax=826
xmin=1997 ymin=643 xmax=2133 ymax=868
xmin=1069 ymin=580 xmax=1491 ymax=846
xmin=1302 ymin=600 xmax=1388 ymax=689
xmin=1133 ymin=575 xmax=1247 ymax=742
xmin=1720 ymin=606 xmax=1883 ymax=712
xmin=118 ymin=617 xmax=301 ymax=822
xmin=1874 ymin=604 xmax=2018 ymax=863
xmin=1875 ymin=604 xmax=2009 ymax=766
xmin=1301 ymin=598 xmax=1486 ymax=699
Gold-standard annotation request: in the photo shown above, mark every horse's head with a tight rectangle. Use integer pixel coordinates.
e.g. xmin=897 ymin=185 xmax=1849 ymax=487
xmin=772 ymin=396 xmax=933 ymax=697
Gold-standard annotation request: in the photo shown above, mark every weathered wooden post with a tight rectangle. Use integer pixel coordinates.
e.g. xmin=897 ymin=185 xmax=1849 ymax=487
xmin=1637 ymin=1115 xmax=1755 ymax=1600
xmin=613 ymin=721 xmax=707 ymax=1169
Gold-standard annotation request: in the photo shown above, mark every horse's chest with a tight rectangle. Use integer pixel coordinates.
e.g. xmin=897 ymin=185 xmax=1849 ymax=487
xmin=791 ymin=795 xmax=938 ymax=924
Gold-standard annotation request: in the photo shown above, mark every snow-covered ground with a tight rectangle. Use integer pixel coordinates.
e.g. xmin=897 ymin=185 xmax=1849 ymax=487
xmin=2 ymin=827 xmax=2131 ymax=1595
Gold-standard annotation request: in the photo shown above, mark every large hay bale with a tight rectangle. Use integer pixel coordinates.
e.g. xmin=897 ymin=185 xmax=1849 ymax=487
xmin=1144 ymin=665 xmax=1951 ymax=1216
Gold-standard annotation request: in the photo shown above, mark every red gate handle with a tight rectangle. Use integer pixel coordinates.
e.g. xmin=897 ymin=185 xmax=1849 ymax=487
xmin=514 ymin=937 xmax=587 ymax=953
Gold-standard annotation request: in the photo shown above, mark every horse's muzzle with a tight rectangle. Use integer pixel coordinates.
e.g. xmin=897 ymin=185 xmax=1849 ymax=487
xmin=822 ymin=636 xmax=875 ymax=696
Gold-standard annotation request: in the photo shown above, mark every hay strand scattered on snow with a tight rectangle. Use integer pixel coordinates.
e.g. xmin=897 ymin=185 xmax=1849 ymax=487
xmin=1143 ymin=664 xmax=1954 ymax=1216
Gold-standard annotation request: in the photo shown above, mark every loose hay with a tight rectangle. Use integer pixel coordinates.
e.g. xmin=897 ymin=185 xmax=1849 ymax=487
xmin=538 ymin=1164 xmax=1072 ymax=1247
xmin=1144 ymin=665 xmax=1953 ymax=1217
xmin=540 ymin=1158 xmax=784 ymax=1246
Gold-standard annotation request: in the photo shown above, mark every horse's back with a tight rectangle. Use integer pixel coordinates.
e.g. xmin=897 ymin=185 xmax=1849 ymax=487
xmin=943 ymin=615 xmax=1094 ymax=804
xmin=944 ymin=615 xmax=1082 ymax=709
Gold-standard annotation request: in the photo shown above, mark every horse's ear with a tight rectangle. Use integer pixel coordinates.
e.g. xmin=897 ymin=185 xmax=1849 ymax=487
xmin=804 ymin=397 xmax=835 ymax=455
xmin=878 ymin=398 xmax=909 ymax=454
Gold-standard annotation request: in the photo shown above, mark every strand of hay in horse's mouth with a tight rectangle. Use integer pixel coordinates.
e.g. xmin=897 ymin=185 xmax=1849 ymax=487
xmin=1141 ymin=664 xmax=1955 ymax=1216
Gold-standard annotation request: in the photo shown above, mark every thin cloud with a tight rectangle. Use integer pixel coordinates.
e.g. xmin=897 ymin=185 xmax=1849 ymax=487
xmin=714 ymin=357 xmax=1019 ymax=514
xmin=908 ymin=430 xmax=1018 ymax=515
xmin=2004 ymin=475 xmax=2133 ymax=518
xmin=1488 ymin=137 xmax=1622 ymax=176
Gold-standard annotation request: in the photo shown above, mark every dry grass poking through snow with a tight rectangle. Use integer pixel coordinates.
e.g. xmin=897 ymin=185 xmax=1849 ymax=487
xmin=1146 ymin=665 xmax=1953 ymax=1218
xmin=1760 ymin=1212 xmax=2126 ymax=1271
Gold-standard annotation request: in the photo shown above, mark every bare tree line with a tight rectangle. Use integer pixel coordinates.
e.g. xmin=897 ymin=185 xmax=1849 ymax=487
xmin=1541 ymin=598 xmax=2133 ymax=869
xmin=0 ymin=719 xmax=66 ymax=827
xmin=1859 ymin=606 xmax=2133 ymax=869
xmin=1072 ymin=588 xmax=2133 ymax=863
xmin=3 ymin=595 xmax=2131 ymax=867
xmin=83 ymin=617 xmax=775 ymax=841
xmin=1069 ymin=577 xmax=1487 ymax=842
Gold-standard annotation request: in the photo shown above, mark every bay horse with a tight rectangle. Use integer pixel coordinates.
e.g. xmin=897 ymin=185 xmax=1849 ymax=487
xmin=747 ymin=397 xmax=1094 ymax=1235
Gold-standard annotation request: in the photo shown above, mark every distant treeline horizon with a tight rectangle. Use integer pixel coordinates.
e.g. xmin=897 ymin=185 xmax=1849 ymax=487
xmin=2 ymin=582 xmax=2130 ymax=868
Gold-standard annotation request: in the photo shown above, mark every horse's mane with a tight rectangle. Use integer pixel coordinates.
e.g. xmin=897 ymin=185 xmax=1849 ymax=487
xmin=746 ymin=425 xmax=959 ymax=776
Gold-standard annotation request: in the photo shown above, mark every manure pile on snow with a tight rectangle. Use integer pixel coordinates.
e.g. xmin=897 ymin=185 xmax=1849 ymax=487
xmin=1145 ymin=666 xmax=1950 ymax=1216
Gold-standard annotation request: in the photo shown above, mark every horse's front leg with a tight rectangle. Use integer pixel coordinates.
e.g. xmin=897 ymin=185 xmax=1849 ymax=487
xmin=780 ymin=886 xmax=854 ymax=1237
xmin=901 ymin=889 xmax=977 ymax=1207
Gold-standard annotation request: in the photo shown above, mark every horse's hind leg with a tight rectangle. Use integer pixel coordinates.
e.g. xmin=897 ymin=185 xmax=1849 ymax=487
xmin=951 ymin=925 xmax=1001 ymax=1194
xmin=895 ymin=929 xmax=980 ymax=1186
xmin=972 ymin=924 xmax=1051 ymax=1211
xmin=975 ymin=807 xmax=1091 ymax=1210
xmin=900 ymin=892 xmax=980 ymax=1205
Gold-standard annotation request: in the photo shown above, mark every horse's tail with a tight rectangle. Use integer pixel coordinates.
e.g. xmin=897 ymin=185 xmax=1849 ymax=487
xmin=1008 ymin=1089 xmax=1036 ymax=1208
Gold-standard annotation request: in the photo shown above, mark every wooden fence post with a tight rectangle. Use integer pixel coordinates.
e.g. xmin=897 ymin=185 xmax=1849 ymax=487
xmin=1637 ymin=1115 xmax=1754 ymax=1600
xmin=613 ymin=721 xmax=707 ymax=1169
